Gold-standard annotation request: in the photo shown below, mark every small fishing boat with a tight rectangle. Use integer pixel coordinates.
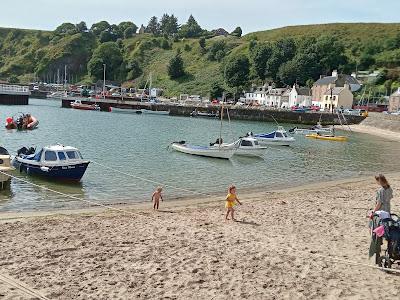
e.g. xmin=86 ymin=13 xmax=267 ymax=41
xmin=141 ymin=109 xmax=169 ymax=115
xmin=170 ymin=141 xmax=235 ymax=159
xmin=12 ymin=145 xmax=90 ymax=181
xmin=305 ymin=134 xmax=348 ymax=142
xmin=70 ymin=100 xmax=100 ymax=111
xmin=190 ymin=110 xmax=219 ymax=118
xmin=5 ymin=113 xmax=39 ymax=130
xmin=222 ymin=137 xmax=267 ymax=157
xmin=254 ymin=126 xmax=295 ymax=146
xmin=0 ymin=147 xmax=15 ymax=190
xmin=110 ymin=107 xmax=142 ymax=114
xmin=289 ymin=122 xmax=333 ymax=135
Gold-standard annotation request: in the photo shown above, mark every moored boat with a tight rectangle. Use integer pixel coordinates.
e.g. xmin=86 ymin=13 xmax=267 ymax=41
xmin=110 ymin=107 xmax=143 ymax=114
xmin=305 ymin=134 xmax=348 ymax=142
xmin=12 ymin=145 xmax=90 ymax=181
xmin=0 ymin=147 xmax=15 ymax=190
xmin=70 ymin=100 xmax=100 ymax=111
xmin=254 ymin=126 xmax=295 ymax=146
xmin=190 ymin=110 xmax=219 ymax=118
xmin=170 ymin=141 xmax=235 ymax=159
xmin=289 ymin=122 xmax=333 ymax=135
xmin=141 ymin=109 xmax=169 ymax=115
xmin=222 ymin=137 xmax=267 ymax=157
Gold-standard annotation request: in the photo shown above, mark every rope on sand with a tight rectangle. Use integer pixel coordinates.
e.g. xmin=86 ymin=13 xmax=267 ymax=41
xmin=0 ymin=171 xmax=136 ymax=216
xmin=91 ymin=160 xmax=213 ymax=197
xmin=0 ymin=273 xmax=50 ymax=300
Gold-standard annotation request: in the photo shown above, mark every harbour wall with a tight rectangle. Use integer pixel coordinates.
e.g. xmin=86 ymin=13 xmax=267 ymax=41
xmin=0 ymin=84 xmax=30 ymax=105
xmin=61 ymin=97 xmax=365 ymax=125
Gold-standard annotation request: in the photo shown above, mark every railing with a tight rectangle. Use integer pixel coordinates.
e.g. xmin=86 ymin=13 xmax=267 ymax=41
xmin=0 ymin=84 xmax=29 ymax=94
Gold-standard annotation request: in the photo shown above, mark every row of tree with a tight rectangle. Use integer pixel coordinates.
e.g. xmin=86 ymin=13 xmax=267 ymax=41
xmin=145 ymin=14 xmax=242 ymax=39
xmin=53 ymin=20 xmax=139 ymax=43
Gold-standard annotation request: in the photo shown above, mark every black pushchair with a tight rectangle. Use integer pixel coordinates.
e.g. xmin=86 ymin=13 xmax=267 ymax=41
xmin=370 ymin=213 xmax=400 ymax=269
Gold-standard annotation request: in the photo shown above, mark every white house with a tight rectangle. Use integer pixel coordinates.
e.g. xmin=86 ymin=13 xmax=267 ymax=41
xmin=245 ymin=84 xmax=290 ymax=107
xmin=288 ymin=85 xmax=312 ymax=107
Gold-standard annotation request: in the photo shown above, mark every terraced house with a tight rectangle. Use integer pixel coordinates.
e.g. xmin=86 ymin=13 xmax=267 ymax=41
xmin=312 ymin=70 xmax=361 ymax=109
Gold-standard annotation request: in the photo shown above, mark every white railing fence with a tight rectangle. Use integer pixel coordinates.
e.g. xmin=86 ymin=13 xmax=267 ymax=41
xmin=0 ymin=84 xmax=29 ymax=93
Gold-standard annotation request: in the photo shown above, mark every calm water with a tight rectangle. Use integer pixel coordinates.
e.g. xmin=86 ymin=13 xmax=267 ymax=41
xmin=0 ymin=98 xmax=399 ymax=212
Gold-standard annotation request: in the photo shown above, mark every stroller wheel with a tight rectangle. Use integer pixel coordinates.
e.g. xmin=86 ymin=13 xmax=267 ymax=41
xmin=380 ymin=255 xmax=392 ymax=270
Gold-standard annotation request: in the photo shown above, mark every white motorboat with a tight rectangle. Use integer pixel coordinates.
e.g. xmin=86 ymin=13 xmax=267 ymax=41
xmin=170 ymin=142 xmax=235 ymax=159
xmin=0 ymin=147 xmax=15 ymax=190
xmin=223 ymin=137 xmax=267 ymax=157
xmin=289 ymin=122 xmax=333 ymax=135
xmin=254 ymin=126 xmax=295 ymax=146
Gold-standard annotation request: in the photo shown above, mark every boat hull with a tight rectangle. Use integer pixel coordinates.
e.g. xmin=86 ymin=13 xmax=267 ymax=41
xmin=71 ymin=104 xmax=100 ymax=111
xmin=235 ymin=147 xmax=267 ymax=157
xmin=305 ymin=134 xmax=348 ymax=142
xmin=171 ymin=143 xmax=234 ymax=159
xmin=256 ymin=138 xmax=295 ymax=146
xmin=13 ymin=159 xmax=90 ymax=181
xmin=294 ymin=128 xmax=332 ymax=135
xmin=141 ymin=109 xmax=169 ymax=115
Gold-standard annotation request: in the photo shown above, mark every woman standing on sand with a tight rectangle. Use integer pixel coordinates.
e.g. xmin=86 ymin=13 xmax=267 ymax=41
xmin=373 ymin=174 xmax=393 ymax=214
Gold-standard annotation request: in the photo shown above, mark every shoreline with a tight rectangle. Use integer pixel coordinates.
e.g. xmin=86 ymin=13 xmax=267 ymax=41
xmin=343 ymin=124 xmax=400 ymax=142
xmin=1 ymin=172 xmax=396 ymax=221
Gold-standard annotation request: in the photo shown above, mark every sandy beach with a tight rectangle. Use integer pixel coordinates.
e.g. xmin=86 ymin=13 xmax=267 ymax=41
xmin=1 ymin=174 xmax=400 ymax=299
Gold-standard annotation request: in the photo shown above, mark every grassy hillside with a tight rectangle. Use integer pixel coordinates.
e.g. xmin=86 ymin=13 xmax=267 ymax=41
xmin=1 ymin=23 xmax=400 ymax=97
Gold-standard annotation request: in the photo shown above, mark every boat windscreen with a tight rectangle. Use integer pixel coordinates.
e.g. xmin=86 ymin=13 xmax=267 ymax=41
xmin=34 ymin=150 xmax=42 ymax=161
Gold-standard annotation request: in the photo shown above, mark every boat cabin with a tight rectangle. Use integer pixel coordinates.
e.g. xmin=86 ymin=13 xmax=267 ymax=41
xmin=23 ymin=145 xmax=84 ymax=164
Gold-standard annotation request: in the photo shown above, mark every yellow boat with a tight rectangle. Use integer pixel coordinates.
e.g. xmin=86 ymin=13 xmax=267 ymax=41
xmin=305 ymin=134 xmax=348 ymax=142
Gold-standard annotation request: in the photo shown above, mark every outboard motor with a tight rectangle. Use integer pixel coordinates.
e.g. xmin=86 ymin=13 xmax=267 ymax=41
xmin=17 ymin=146 xmax=35 ymax=157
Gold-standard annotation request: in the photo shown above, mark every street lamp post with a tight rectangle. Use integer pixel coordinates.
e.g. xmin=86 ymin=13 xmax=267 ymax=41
xmin=103 ymin=64 xmax=106 ymax=99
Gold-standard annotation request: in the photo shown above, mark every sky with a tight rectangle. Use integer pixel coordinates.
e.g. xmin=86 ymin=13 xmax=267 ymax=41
xmin=1 ymin=0 xmax=400 ymax=34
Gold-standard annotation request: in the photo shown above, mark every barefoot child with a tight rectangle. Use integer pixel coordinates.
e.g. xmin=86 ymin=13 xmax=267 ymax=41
xmin=152 ymin=187 xmax=163 ymax=210
xmin=225 ymin=185 xmax=242 ymax=221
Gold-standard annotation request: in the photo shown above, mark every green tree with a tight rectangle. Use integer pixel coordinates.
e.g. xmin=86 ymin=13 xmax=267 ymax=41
xmin=117 ymin=21 xmax=138 ymax=38
xmin=75 ymin=21 xmax=88 ymax=33
xmin=384 ymin=79 xmax=393 ymax=95
xmin=99 ymin=31 xmax=116 ymax=43
xmin=179 ymin=15 xmax=203 ymax=38
xmin=224 ymin=55 xmax=250 ymax=93
xmin=160 ymin=14 xmax=179 ymax=37
xmin=207 ymin=40 xmax=226 ymax=61
xmin=126 ymin=59 xmax=142 ymax=80
xmin=90 ymin=21 xmax=111 ymax=36
xmin=54 ymin=23 xmax=77 ymax=35
xmin=146 ymin=16 xmax=160 ymax=35
xmin=168 ymin=51 xmax=185 ymax=79
xmin=250 ymin=43 xmax=273 ymax=80
xmin=231 ymin=27 xmax=242 ymax=37
xmin=210 ymin=81 xmax=224 ymax=99
xmin=199 ymin=37 xmax=206 ymax=49
xmin=87 ymin=42 xmax=123 ymax=80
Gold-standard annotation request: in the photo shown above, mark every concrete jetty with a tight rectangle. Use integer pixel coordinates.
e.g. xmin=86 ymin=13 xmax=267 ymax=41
xmin=0 ymin=84 xmax=30 ymax=105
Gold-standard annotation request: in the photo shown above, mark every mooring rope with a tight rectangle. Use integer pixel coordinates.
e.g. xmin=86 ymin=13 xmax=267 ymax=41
xmin=90 ymin=160 xmax=213 ymax=197
xmin=0 ymin=273 xmax=50 ymax=300
xmin=0 ymin=171 xmax=136 ymax=216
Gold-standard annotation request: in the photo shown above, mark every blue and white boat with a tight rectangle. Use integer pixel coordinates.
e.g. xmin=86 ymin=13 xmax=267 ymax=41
xmin=253 ymin=126 xmax=295 ymax=146
xmin=12 ymin=145 xmax=90 ymax=181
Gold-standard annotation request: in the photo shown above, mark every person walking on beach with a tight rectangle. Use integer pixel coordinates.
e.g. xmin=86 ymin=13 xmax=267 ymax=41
xmin=152 ymin=187 xmax=163 ymax=210
xmin=373 ymin=174 xmax=393 ymax=214
xmin=225 ymin=185 xmax=242 ymax=221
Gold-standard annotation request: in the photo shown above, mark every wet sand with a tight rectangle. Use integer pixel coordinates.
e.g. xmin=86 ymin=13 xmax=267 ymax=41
xmin=1 ymin=174 xmax=400 ymax=299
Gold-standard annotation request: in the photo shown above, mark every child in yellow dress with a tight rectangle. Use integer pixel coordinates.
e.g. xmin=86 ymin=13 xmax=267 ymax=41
xmin=225 ymin=185 xmax=242 ymax=221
